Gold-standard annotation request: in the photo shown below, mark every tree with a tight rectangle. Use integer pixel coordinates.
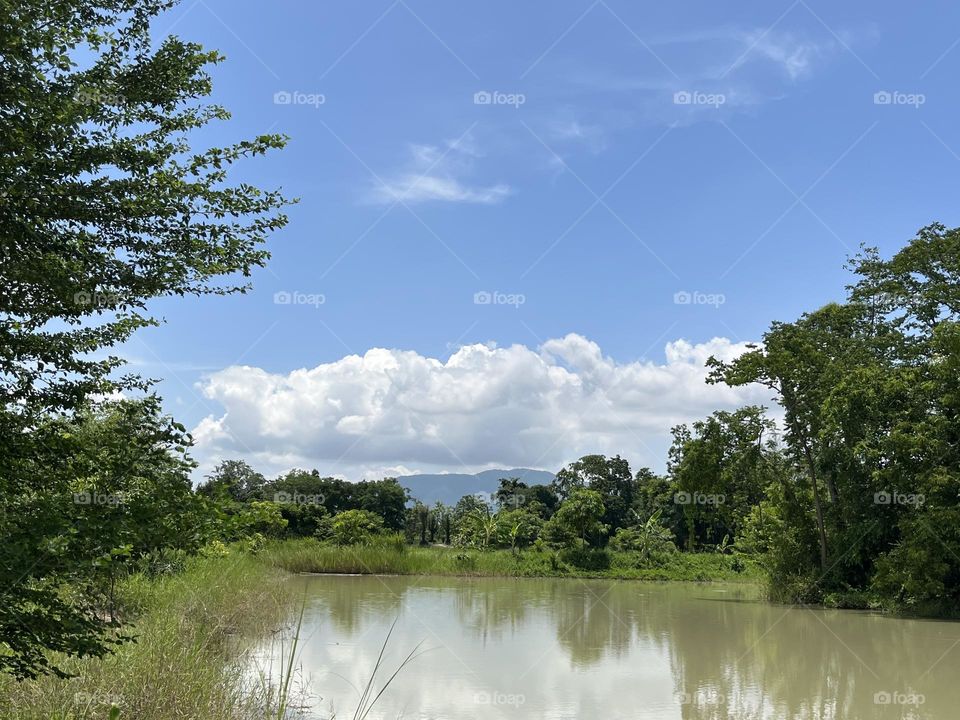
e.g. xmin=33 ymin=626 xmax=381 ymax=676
xmin=525 ymin=483 xmax=560 ymax=518
xmin=554 ymin=455 xmax=634 ymax=532
xmin=632 ymin=468 xmax=679 ymax=536
xmin=429 ymin=501 xmax=449 ymax=543
xmin=708 ymin=304 xmax=880 ymax=572
xmin=198 ymin=460 xmax=266 ymax=502
xmin=415 ymin=501 xmax=430 ymax=545
xmin=549 ymin=487 xmax=606 ymax=547
xmin=1 ymin=397 xmax=211 ymax=678
xmin=356 ymin=478 xmax=408 ymax=531
xmin=329 ymin=510 xmax=384 ymax=546
xmin=609 ymin=509 xmax=676 ymax=561
xmin=552 ymin=460 xmax=587 ymax=501
xmin=708 ymin=223 xmax=960 ymax=608
xmin=453 ymin=493 xmax=490 ymax=522
xmin=454 ymin=505 xmax=503 ymax=550
xmin=262 ymin=472 xmax=407 ymax=533
xmin=495 ymin=477 xmax=528 ymax=510
xmin=0 ymin=0 xmax=290 ymax=678
xmin=497 ymin=508 xmax=543 ymax=552
xmin=668 ymin=407 xmax=778 ymax=550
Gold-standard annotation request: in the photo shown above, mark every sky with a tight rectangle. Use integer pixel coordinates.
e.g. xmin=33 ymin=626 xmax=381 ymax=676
xmin=124 ymin=0 xmax=960 ymax=481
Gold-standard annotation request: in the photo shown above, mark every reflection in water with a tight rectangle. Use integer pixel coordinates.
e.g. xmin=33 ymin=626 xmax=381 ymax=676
xmin=263 ymin=574 xmax=960 ymax=719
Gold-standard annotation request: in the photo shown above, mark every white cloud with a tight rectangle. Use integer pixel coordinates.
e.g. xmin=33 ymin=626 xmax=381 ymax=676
xmin=549 ymin=118 xmax=607 ymax=153
xmin=369 ymin=134 xmax=510 ymax=205
xmin=724 ymin=28 xmax=831 ymax=80
xmin=191 ymin=334 xmax=771 ymax=480
xmin=561 ymin=25 xmax=860 ymax=128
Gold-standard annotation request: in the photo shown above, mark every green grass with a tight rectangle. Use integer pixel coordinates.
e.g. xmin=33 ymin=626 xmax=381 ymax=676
xmin=261 ymin=538 xmax=761 ymax=583
xmin=0 ymin=552 xmax=297 ymax=720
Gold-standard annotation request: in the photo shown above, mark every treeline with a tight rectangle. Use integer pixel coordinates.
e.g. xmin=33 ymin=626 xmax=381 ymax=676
xmin=707 ymin=223 xmax=960 ymax=613
xmin=201 ymin=224 xmax=960 ymax=616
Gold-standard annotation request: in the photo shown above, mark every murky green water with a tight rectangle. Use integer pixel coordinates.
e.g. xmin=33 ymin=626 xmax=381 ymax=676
xmin=256 ymin=574 xmax=960 ymax=719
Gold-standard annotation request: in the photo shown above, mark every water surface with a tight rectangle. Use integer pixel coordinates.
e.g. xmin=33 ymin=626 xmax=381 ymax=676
xmin=259 ymin=574 xmax=960 ymax=719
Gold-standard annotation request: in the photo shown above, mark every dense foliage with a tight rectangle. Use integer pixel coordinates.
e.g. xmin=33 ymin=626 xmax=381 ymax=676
xmin=0 ymin=0 xmax=289 ymax=678
xmin=708 ymin=223 xmax=960 ymax=612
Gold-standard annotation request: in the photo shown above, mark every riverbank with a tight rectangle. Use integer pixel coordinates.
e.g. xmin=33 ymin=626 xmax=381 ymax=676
xmin=0 ymin=541 xmax=758 ymax=719
xmin=0 ymin=552 xmax=296 ymax=720
xmin=261 ymin=538 xmax=761 ymax=583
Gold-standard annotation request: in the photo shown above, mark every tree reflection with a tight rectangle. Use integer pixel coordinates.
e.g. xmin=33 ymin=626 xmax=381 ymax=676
xmin=298 ymin=575 xmax=960 ymax=719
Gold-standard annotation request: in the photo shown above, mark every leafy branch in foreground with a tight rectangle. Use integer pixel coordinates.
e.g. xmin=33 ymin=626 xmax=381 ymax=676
xmin=0 ymin=0 xmax=292 ymax=678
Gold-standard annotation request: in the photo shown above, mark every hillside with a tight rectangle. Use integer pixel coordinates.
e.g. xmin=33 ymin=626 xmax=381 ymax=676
xmin=397 ymin=468 xmax=555 ymax=505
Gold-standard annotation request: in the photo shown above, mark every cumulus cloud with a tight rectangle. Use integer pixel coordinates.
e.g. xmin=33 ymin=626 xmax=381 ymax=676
xmin=369 ymin=135 xmax=510 ymax=205
xmin=190 ymin=334 xmax=771 ymax=481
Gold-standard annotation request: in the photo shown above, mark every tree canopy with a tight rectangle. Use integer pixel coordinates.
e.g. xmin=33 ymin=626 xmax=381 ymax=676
xmin=0 ymin=0 xmax=290 ymax=678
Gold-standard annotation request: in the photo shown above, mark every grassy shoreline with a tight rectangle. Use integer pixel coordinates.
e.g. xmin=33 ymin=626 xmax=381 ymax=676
xmin=0 ymin=552 xmax=297 ymax=720
xmin=261 ymin=538 xmax=762 ymax=584
xmin=0 ymin=541 xmax=759 ymax=720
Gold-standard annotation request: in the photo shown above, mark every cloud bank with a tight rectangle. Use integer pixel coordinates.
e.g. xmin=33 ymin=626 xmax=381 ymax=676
xmin=191 ymin=334 xmax=771 ymax=480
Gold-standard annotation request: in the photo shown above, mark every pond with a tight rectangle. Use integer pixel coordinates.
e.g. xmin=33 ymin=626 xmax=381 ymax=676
xmin=255 ymin=574 xmax=960 ymax=719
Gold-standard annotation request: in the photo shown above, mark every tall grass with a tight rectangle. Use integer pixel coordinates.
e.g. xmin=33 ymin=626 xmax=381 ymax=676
xmin=262 ymin=538 xmax=759 ymax=583
xmin=351 ymin=618 xmax=427 ymax=720
xmin=0 ymin=553 xmax=297 ymax=720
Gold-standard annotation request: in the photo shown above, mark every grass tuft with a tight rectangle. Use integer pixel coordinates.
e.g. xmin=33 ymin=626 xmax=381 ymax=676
xmin=0 ymin=553 xmax=296 ymax=720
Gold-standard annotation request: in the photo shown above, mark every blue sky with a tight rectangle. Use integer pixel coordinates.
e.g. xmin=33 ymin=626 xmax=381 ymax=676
xmin=127 ymin=0 xmax=960 ymax=480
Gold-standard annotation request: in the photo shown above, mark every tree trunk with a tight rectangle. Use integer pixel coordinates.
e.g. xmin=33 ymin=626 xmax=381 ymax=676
xmin=803 ymin=443 xmax=828 ymax=571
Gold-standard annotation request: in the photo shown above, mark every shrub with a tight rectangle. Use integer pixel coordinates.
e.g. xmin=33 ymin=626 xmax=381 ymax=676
xmin=454 ymin=552 xmax=478 ymax=570
xmin=329 ymin=509 xmax=385 ymax=545
xmin=136 ymin=548 xmax=188 ymax=578
xmin=609 ymin=510 xmax=677 ymax=560
xmin=199 ymin=540 xmax=230 ymax=558
xmin=559 ymin=547 xmax=611 ymax=571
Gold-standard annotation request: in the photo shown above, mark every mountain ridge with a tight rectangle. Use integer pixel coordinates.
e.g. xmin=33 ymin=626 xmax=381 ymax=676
xmin=397 ymin=467 xmax=555 ymax=505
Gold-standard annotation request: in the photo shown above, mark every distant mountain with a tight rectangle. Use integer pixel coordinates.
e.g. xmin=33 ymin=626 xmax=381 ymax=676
xmin=397 ymin=468 xmax=555 ymax=506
